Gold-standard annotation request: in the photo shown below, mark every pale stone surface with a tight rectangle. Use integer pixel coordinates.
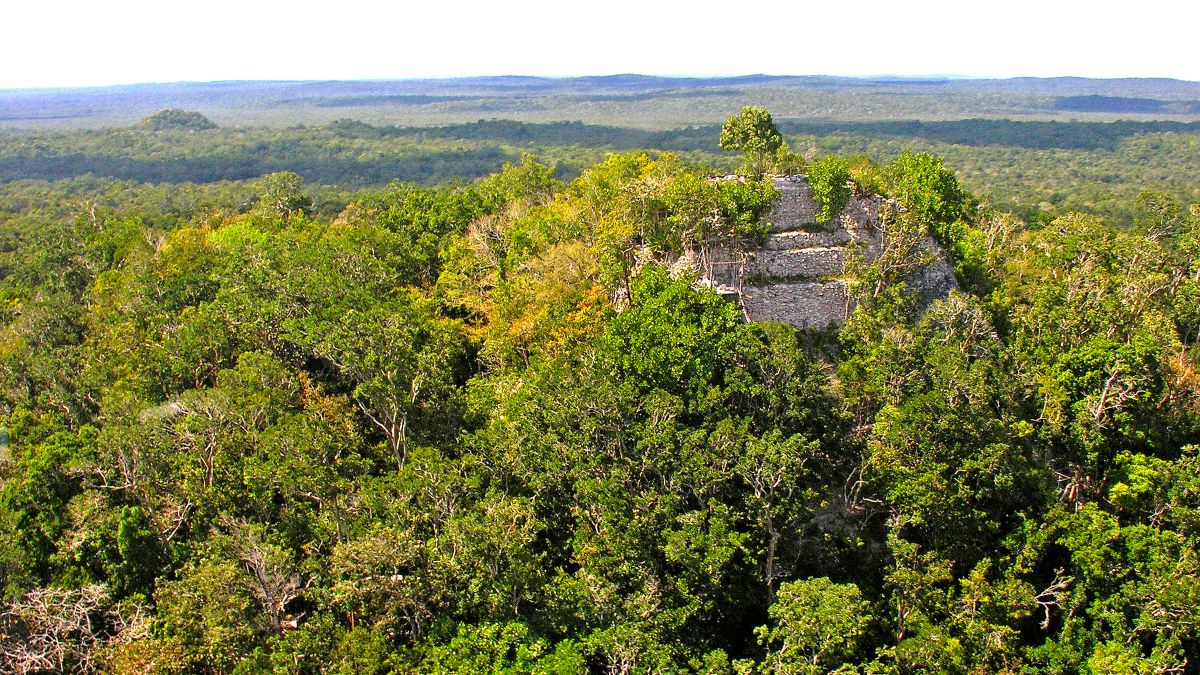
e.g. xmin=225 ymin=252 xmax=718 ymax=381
xmin=763 ymin=229 xmax=853 ymax=250
xmin=740 ymin=282 xmax=850 ymax=329
xmin=909 ymin=239 xmax=960 ymax=301
xmin=763 ymin=176 xmax=821 ymax=231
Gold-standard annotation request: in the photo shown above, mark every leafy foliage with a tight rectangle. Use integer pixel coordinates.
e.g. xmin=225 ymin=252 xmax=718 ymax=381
xmin=0 ymin=113 xmax=1198 ymax=673
xmin=888 ymin=150 xmax=971 ymax=246
xmin=804 ymin=155 xmax=852 ymax=224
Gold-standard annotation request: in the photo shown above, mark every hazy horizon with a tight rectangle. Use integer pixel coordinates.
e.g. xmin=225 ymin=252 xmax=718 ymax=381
xmin=5 ymin=0 xmax=1197 ymax=89
xmin=3 ymin=72 xmax=1199 ymax=95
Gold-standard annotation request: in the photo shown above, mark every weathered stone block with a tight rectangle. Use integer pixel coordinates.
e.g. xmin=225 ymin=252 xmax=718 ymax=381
xmin=763 ymin=229 xmax=853 ymax=250
xmin=764 ymin=176 xmax=821 ymax=231
xmin=748 ymin=247 xmax=846 ymax=280
xmin=740 ymin=282 xmax=849 ymax=329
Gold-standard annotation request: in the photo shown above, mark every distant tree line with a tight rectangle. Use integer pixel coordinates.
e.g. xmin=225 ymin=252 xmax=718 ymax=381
xmin=0 ymin=114 xmax=1197 ymax=223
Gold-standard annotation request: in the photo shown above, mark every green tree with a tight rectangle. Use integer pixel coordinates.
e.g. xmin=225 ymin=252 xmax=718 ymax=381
xmin=805 ymin=155 xmax=852 ymax=224
xmin=756 ymin=577 xmax=872 ymax=675
xmin=155 ymin=554 xmax=264 ymax=672
xmin=719 ymin=107 xmax=785 ymax=179
xmin=420 ymin=623 xmax=584 ymax=675
xmin=254 ymin=172 xmax=313 ymax=221
xmin=138 ymin=109 xmax=217 ymax=132
xmin=888 ymin=151 xmax=969 ymax=246
xmin=290 ymin=298 xmax=467 ymax=471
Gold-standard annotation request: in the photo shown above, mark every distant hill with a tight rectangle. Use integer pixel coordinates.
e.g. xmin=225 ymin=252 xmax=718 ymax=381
xmin=139 ymin=108 xmax=217 ymax=131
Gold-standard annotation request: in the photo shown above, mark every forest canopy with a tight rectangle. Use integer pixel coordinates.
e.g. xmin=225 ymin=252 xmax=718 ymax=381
xmin=0 ymin=109 xmax=1198 ymax=673
xmin=1 ymin=115 xmax=1197 ymax=223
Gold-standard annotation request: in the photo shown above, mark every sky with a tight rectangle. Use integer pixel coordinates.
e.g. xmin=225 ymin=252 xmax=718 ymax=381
xmin=3 ymin=0 xmax=1198 ymax=89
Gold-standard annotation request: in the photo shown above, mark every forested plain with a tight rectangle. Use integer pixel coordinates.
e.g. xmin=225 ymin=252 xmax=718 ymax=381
xmin=0 ymin=86 xmax=1199 ymax=674
xmin=1 ymin=115 xmax=1197 ymax=224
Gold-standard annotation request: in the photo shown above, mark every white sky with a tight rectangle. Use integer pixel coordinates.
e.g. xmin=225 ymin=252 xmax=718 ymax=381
xmin=3 ymin=0 xmax=1198 ymax=89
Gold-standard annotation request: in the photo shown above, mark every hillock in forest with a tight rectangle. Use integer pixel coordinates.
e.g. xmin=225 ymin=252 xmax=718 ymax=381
xmin=0 ymin=105 xmax=1198 ymax=673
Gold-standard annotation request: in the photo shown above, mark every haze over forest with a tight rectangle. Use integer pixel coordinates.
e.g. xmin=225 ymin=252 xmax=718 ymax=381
xmin=6 ymin=75 xmax=1200 ymax=129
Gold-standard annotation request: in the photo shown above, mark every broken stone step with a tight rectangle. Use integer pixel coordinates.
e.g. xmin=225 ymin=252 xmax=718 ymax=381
xmin=748 ymin=247 xmax=846 ymax=279
xmin=763 ymin=229 xmax=853 ymax=250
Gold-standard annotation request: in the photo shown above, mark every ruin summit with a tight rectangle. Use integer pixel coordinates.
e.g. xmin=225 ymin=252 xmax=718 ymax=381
xmin=662 ymin=175 xmax=958 ymax=330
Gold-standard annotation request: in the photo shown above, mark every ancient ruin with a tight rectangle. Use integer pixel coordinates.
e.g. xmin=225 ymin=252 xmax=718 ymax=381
xmin=671 ymin=175 xmax=958 ymax=329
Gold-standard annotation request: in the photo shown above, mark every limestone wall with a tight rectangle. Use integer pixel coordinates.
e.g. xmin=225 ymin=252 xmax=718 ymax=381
xmin=763 ymin=176 xmax=821 ymax=231
xmin=740 ymin=282 xmax=850 ymax=330
xmin=747 ymin=247 xmax=846 ymax=281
